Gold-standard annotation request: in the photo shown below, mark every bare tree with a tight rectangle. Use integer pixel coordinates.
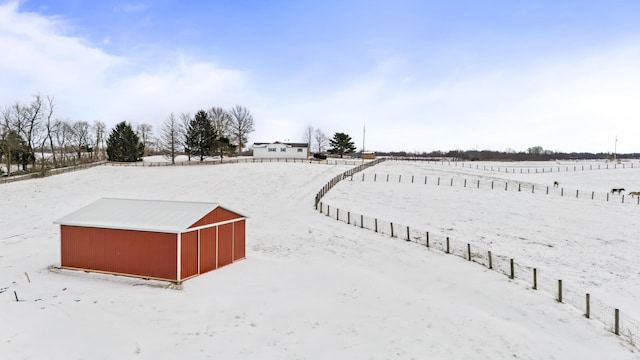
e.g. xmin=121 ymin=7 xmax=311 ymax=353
xmin=1 ymin=107 xmax=16 ymax=174
xmin=42 ymin=96 xmax=57 ymax=168
xmin=93 ymin=121 xmax=106 ymax=160
xmin=303 ymin=125 xmax=314 ymax=145
xmin=160 ymin=113 xmax=183 ymax=165
xmin=303 ymin=125 xmax=314 ymax=158
xmin=17 ymin=95 xmax=46 ymax=170
xmin=314 ymin=129 xmax=329 ymax=153
xmin=178 ymin=112 xmax=192 ymax=161
xmin=70 ymin=121 xmax=92 ymax=162
xmin=228 ymin=105 xmax=255 ymax=155
xmin=208 ymin=107 xmax=231 ymax=138
xmin=135 ymin=123 xmax=153 ymax=156
xmin=52 ymin=120 xmax=76 ymax=166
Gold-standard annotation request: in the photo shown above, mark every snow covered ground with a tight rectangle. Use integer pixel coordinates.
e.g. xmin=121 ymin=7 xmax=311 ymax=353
xmin=1 ymin=160 xmax=639 ymax=359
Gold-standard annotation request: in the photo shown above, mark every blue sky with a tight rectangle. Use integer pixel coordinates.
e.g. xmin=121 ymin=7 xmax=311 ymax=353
xmin=2 ymin=0 xmax=640 ymax=153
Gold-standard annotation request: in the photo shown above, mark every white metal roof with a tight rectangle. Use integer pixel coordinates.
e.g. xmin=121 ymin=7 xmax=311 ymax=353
xmin=53 ymin=198 xmax=240 ymax=233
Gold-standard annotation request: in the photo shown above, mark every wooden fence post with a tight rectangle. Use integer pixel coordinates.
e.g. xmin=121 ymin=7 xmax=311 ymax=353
xmin=585 ymin=293 xmax=590 ymax=318
xmin=477 ymin=180 xmax=480 ymax=188
xmin=426 ymin=232 xmax=429 ymax=247
xmin=592 ymin=191 xmax=594 ymax=200
xmin=391 ymin=222 xmax=394 ymax=237
xmin=518 ymin=183 xmax=521 ymax=192
xmin=327 ymin=205 xmax=330 ymax=216
xmin=533 ymin=268 xmax=537 ymax=290
xmin=386 ymin=174 xmax=389 ymax=182
xmin=467 ymin=243 xmax=471 ymax=261
xmin=615 ymin=309 xmax=619 ymax=335
xmin=406 ymin=227 xmax=410 ymax=241
xmin=491 ymin=181 xmax=494 ymax=189
xmin=464 ymin=179 xmax=467 ymax=187
xmin=450 ymin=178 xmax=453 ymax=186
xmin=374 ymin=218 xmax=377 ymax=232
xmin=438 ymin=177 xmax=440 ymax=186
xmin=412 ymin=175 xmax=414 ymax=183
xmin=424 ymin=176 xmax=427 ymax=184
xmin=488 ymin=251 xmax=493 ymax=269
xmin=561 ymin=188 xmax=564 ymax=196
xmin=361 ymin=215 xmax=364 ymax=229
xmin=446 ymin=237 xmax=450 ymax=254
xmin=347 ymin=211 xmax=350 ymax=224
xmin=532 ymin=185 xmax=535 ymax=193
xmin=336 ymin=208 xmax=339 ymax=220
xmin=510 ymin=259 xmax=514 ymax=279
xmin=557 ymin=280 xmax=563 ymax=303
xmin=399 ymin=175 xmax=402 ymax=183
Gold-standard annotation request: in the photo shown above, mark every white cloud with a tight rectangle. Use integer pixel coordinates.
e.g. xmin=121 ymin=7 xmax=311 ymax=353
xmin=254 ymin=42 xmax=640 ymax=153
xmin=0 ymin=1 xmax=250 ymax=130
xmin=113 ymin=3 xmax=149 ymax=14
xmin=2 ymin=1 xmax=640 ymax=153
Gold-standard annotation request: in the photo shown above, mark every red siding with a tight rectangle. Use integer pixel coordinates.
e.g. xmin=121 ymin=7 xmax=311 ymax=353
xmin=189 ymin=207 xmax=243 ymax=228
xmin=199 ymin=227 xmax=217 ymax=273
xmin=233 ymin=220 xmax=246 ymax=260
xmin=218 ymin=223 xmax=233 ymax=267
xmin=180 ymin=231 xmax=198 ymax=280
xmin=61 ymin=225 xmax=177 ymax=281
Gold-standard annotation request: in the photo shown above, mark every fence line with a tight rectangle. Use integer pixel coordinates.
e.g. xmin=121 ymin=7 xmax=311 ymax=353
xmin=349 ymin=172 xmax=640 ymax=206
xmin=317 ymin=200 xmax=640 ymax=347
xmin=389 ymin=157 xmax=639 ymax=174
xmin=0 ymin=161 xmax=107 ymax=185
xmin=313 ymin=159 xmax=640 ymax=348
xmin=109 ymin=157 xmax=366 ymax=167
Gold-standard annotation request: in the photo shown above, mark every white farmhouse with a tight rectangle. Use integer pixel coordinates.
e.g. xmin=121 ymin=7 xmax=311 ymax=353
xmin=252 ymin=142 xmax=309 ymax=159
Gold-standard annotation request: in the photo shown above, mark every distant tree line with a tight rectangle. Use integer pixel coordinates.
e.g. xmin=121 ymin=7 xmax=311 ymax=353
xmin=1 ymin=94 xmax=107 ymax=176
xmin=0 ymin=94 xmax=256 ymax=171
xmin=302 ymin=125 xmax=357 ymax=158
xmin=158 ymin=105 xmax=254 ymax=164
xmin=376 ymin=147 xmax=638 ymax=161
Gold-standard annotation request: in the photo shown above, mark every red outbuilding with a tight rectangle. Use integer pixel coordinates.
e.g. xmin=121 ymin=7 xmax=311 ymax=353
xmin=53 ymin=198 xmax=247 ymax=283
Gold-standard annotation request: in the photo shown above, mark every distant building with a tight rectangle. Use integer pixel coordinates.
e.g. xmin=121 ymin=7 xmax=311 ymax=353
xmin=252 ymin=142 xmax=309 ymax=159
xmin=362 ymin=152 xmax=376 ymax=160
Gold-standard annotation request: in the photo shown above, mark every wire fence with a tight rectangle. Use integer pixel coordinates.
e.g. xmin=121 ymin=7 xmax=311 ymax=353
xmin=314 ymin=158 xmax=640 ymax=349
xmin=347 ymin=172 xmax=640 ymax=205
xmin=110 ymin=157 xmax=367 ymax=167
xmin=0 ymin=161 xmax=107 ymax=185
xmin=389 ymin=157 xmax=640 ymax=173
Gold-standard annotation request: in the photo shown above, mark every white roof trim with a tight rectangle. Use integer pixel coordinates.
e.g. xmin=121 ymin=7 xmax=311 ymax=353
xmin=53 ymin=198 xmax=246 ymax=233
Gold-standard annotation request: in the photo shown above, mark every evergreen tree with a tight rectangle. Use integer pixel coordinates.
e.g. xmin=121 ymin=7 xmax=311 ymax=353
xmin=328 ymin=132 xmax=356 ymax=158
xmin=0 ymin=129 xmax=30 ymax=173
xmin=214 ymin=135 xmax=236 ymax=159
xmin=185 ymin=110 xmax=215 ymax=161
xmin=106 ymin=121 xmax=144 ymax=162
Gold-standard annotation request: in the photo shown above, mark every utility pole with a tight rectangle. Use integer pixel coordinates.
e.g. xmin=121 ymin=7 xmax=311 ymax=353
xmin=362 ymin=125 xmax=365 ymax=164
xmin=614 ymin=136 xmax=618 ymax=162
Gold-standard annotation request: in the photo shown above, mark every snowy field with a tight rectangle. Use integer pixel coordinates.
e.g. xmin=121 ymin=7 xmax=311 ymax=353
xmin=323 ymin=159 xmax=640 ymax=319
xmin=1 ymin=160 xmax=639 ymax=359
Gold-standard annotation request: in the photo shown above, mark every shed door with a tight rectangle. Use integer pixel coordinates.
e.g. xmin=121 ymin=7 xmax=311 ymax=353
xmin=218 ymin=223 xmax=233 ymax=267
xmin=199 ymin=226 xmax=217 ymax=273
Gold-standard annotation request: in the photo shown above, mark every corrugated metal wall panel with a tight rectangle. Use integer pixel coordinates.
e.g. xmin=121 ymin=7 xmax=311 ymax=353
xmin=60 ymin=225 xmax=178 ymax=280
xmin=199 ymin=226 xmax=217 ymax=274
xmin=218 ymin=223 xmax=233 ymax=267
xmin=233 ymin=220 xmax=246 ymax=260
xmin=189 ymin=207 xmax=243 ymax=228
xmin=180 ymin=231 xmax=198 ymax=280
